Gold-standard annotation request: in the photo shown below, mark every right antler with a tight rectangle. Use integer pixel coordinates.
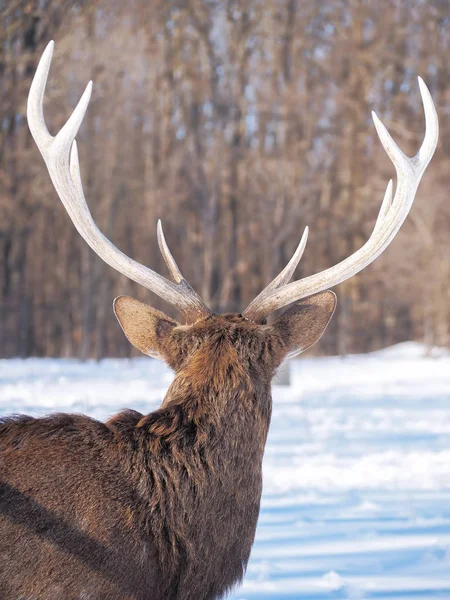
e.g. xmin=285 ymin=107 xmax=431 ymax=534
xmin=27 ymin=41 xmax=210 ymax=324
xmin=243 ymin=78 xmax=439 ymax=322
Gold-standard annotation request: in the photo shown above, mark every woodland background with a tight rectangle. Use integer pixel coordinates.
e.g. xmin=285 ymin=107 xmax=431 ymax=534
xmin=0 ymin=0 xmax=449 ymax=359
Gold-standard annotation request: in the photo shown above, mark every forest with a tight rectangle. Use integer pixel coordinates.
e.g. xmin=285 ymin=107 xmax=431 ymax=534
xmin=0 ymin=0 xmax=449 ymax=358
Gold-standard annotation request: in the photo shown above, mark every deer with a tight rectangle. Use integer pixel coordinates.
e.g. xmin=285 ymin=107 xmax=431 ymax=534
xmin=0 ymin=41 xmax=438 ymax=600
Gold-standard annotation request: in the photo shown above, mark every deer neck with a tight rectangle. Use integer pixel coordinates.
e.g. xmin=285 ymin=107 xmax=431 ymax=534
xmin=160 ymin=359 xmax=272 ymax=464
xmin=109 ymin=348 xmax=273 ymax=599
xmin=142 ymin=361 xmax=272 ymax=597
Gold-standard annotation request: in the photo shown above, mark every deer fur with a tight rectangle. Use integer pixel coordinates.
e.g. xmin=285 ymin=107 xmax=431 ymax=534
xmin=0 ymin=291 xmax=335 ymax=600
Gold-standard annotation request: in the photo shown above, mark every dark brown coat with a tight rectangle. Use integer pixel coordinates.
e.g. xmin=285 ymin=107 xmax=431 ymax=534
xmin=0 ymin=292 xmax=335 ymax=600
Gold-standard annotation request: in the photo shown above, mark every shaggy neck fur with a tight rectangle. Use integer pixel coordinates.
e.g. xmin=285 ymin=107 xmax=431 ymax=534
xmin=108 ymin=327 xmax=273 ymax=600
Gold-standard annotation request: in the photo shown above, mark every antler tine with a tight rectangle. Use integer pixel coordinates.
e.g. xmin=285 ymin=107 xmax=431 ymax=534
xmin=55 ymin=81 xmax=93 ymax=155
xmin=157 ymin=220 xmax=183 ymax=284
xmin=69 ymin=141 xmax=85 ymax=197
xmin=244 ymin=78 xmax=439 ymax=322
xmin=27 ymin=41 xmax=55 ymax=148
xmin=416 ymin=77 xmax=439 ymax=167
xmin=372 ymin=180 xmax=393 ymax=236
xmin=266 ymin=226 xmax=309 ymax=291
xmin=246 ymin=227 xmax=309 ymax=312
xmin=28 ymin=42 xmax=210 ymax=324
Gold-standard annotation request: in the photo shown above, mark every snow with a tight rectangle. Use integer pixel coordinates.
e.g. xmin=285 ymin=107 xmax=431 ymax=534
xmin=1 ymin=342 xmax=450 ymax=599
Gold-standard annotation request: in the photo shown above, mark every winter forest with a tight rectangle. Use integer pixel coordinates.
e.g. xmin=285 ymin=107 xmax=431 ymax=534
xmin=1 ymin=0 xmax=449 ymax=359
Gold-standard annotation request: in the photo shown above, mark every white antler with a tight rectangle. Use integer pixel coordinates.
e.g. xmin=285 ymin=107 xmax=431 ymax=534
xmin=28 ymin=41 xmax=210 ymax=323
xmin=243 ymin=77 xmax=439 ymax=322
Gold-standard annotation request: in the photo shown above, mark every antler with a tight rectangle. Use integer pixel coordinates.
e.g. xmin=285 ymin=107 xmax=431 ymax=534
xmin=243 ymin=78 xmax=439 ymax=322
xmin=27 ymin=41 xmax=210 ymax=324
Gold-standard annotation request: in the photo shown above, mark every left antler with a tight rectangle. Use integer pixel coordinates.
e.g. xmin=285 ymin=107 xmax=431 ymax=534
xmin=243 ymin=78 xmax=439 ymax=322
xmin=27 ymin=41 xmax=211 ymax=324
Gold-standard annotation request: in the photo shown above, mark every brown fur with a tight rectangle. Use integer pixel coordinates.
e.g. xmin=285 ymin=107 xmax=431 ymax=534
xmin=0 ymin=291 xmax=336 ymax=599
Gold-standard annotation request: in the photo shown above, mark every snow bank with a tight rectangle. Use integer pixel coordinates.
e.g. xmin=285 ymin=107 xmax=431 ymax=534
xmin=1 ymin=344 xmax=449 ymax=598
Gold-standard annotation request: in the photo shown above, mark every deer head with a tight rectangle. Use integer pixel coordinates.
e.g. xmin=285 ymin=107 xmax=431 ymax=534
xmin=27 ymin=42 xmax=438 ymax=375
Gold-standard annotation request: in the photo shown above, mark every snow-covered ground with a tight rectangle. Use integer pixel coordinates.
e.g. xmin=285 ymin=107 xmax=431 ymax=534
xmin=1 ymin=342 xmax=450 ymax=599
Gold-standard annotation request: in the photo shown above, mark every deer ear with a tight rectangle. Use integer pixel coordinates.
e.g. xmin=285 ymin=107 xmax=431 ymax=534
xmin=113 ymin=296 xmax=178 ymax=359
xmin=273 ymin=291 xmax=337 ymax=359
